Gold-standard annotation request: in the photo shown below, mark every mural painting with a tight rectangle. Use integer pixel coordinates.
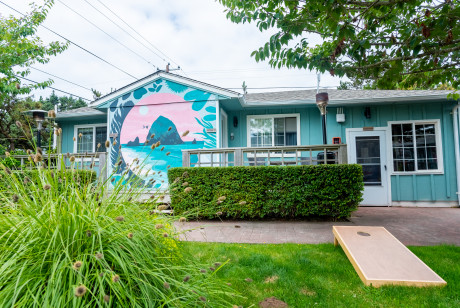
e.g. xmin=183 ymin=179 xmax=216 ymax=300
xmin=108 ymin=79 xmax=217 ymax=189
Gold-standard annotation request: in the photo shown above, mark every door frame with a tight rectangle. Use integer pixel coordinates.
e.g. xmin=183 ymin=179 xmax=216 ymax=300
xmin=220 ymin=108 xmax=228 ymax=148
xmin=346 ymin=127 xmax=392 ymax=206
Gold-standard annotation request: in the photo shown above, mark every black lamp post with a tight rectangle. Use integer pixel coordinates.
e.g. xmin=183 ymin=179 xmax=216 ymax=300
xmin=316 ymin=93 xmax=329 ymax=145
xmin=23 ymin=110 xmax=47 ymax=149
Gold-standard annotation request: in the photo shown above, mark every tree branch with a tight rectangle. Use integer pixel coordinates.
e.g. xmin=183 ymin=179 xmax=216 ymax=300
xmin=350 ymin=45 xmax=460 ymax=70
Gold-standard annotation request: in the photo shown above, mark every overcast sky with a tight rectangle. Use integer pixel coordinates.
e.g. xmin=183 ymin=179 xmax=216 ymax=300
xmin=1 ymin=0 xmax=343 ymax=102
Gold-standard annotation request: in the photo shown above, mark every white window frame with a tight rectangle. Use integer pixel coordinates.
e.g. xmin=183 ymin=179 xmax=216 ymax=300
xmin=246 ymin=113 xmax=301 ymax=148
xmin=73 ymin=124 xmax=108 ymax=153
xmin=388 ymin=119 xmax=444 ymax=175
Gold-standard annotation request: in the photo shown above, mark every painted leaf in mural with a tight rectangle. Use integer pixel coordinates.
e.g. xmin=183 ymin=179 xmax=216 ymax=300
xmin=133 ymin=88 xmax=148 ymax=100
xmin=122 ymin=93 xmax=131 ymax=100
xmin=195 ymin=117 xmax=213 ymax=129
xmin=203 ymin=114 xmax=216 ymax=122
xmin=184 ymin=90 xmax=211 ymax=111
xmin=165 ymin=80 xmax=188 ymax=93
xmin=205 ymin=106 xmax=216 ymax=113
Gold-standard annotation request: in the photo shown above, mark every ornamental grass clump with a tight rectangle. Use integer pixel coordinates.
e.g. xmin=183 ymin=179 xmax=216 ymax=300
xmin=0 ymin=160 xmax=237 ymax=307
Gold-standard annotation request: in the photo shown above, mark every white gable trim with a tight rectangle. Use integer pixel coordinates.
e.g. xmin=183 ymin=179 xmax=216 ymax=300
xmin=89 ymin=71 xmax=240 ymax=107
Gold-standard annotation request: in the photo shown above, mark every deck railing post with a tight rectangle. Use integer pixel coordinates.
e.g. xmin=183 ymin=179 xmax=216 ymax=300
xmin=338 ymin=145 xmax=348 ymax=164
xmin=235 ymin=149 xmax=243 ymax=166
xmin=98 ymin=153 xmax=107 ymax=182
xmin=182 ymin=150 xmax=190 ymax=167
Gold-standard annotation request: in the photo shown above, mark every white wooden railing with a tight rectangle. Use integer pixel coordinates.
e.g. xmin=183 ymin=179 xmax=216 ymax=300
xmin=182 ymin=145 xmax=347 ymax=167
xmin=1 ymin=152 xmax=107 ymax=180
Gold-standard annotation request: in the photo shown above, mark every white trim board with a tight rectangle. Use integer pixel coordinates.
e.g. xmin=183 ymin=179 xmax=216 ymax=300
xmin=391 ymin=201 xmax=459 ymax=208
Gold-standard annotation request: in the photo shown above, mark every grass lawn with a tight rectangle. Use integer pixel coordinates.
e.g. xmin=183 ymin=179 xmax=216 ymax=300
xmin=180 ymin=242 xmax=460 ymax=307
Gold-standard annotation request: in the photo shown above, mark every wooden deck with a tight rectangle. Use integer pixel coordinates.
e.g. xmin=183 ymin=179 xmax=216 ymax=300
xmin=333 ymin=226 xmax=446 ymax=287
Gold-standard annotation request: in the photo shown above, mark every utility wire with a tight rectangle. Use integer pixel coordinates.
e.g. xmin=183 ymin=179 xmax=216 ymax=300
xmin=56 ymin=0 xmax=157 ymax=69
xmin=0 ymin=1 xmax=138 ymax=80
xmin=16 ymin=75 xmax=92 ymax=101
xmin=82 ymin=0 xmax=167 ymax=66
xmin=95 ymin=0 xmax=180 ymax=68
xmin=31 ymin=67 xmax=92 ymax=91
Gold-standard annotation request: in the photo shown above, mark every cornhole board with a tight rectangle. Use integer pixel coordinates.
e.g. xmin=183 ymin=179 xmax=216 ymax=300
xmin=333 ymin=226 xmax=446 ymax=287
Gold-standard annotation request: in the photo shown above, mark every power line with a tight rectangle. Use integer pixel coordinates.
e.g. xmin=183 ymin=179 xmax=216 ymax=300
xmin=82 ymin=0 xmax=167 ymax=66
xmin=16 ymin=75 xmax=92 ymax=101
xmin=95 ymin=0 xmax=180 ymax=68
xmin=56 ymin=0 xmax=157 ymax=69
xmin=0 ymin=1 xmax=138 ymax=80
xmin=30 ymin=67 xmax=92 ymax=91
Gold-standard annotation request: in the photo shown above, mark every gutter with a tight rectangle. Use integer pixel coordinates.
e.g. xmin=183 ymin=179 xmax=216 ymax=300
xmin=452 ymin=101 xmax=460 ymax=206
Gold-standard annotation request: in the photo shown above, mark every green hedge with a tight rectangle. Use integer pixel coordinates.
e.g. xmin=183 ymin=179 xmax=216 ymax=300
xmin=168 ymin=165 xmax=364 ymax=219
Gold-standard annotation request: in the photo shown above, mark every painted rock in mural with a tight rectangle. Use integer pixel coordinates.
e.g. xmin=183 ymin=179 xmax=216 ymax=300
xmin=126 ymin=136 xmax=140 ymax=146
xmin=147 ymin=116 xmax=184 ymax=145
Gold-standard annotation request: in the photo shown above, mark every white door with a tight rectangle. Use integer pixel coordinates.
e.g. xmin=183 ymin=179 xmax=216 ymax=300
xmin=347 ymin=130 xmax=389 ymax=206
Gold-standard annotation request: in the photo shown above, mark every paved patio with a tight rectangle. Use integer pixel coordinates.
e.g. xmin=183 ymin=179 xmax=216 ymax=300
xmin=175 ymin=207 xmax=460 ymax=246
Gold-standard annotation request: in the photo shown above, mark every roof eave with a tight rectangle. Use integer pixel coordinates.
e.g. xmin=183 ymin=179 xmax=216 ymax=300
xmin=89 ymin=71 xmax=240 ymax=108
xmin=242 ymin=94 xmax=452 ymax=107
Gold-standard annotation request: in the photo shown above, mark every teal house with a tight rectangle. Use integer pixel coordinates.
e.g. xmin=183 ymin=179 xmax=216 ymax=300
xmin=56 ymin=71 xmax=460 ymax=207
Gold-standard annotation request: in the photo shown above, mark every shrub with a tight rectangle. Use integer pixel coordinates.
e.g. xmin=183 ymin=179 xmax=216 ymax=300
xmin=169 ymin=165 xmax=364 ymax=219
xmin=0 ymin=145 xmax=26 ymax=169
xmin=0 ymin=161 xmax=237 ymax=307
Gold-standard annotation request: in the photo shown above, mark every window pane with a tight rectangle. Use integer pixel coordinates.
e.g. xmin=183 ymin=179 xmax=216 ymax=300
xmin=392 ymin=124 xmax=402 ymax=136
xmin=95 ymin=127 xmax=107 ymax=152
xmin=285 ymin=117 xmax=297 ymax=146
xmin=427 ymin=159 xmax=438 ymax=169
xmin=424 ymin=124 xmax=435 ymax=134
xmin=426 ymin=147 xmax=437 ymax=159
xmin=393 ymin=148 xmax=403 ymax=159
xmin=425 ymin=135 xmax=436 ymax=146
xmin=403 ymin=136 xmax=413 ymax=147
xmin=417 ymin=159 xmax=427 ymax=170
xmin=274 ymin=118 xmax=285 ymax=146
xmin=249 ymin=118 xmax=272 ymax=147
xmin=77 ymin=128 xmax=93 ymax=153
xmin=402 ymin=124 xmax=412 ymax=135
xmin=405 ymin=160 xmax=415 ymax=171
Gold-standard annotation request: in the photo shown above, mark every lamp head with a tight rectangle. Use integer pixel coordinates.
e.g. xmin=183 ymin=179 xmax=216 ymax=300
xmin=315 ymin=92 xmax=329 ymax=116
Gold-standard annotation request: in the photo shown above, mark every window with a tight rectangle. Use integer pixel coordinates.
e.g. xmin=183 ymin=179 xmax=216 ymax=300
xmin=74 ymin=125 xmax=107 ymax=153
xmin=390 ymin=121 xmax=443 ymax=173
xmin=248 ymin=114 xmax=300 ymax=147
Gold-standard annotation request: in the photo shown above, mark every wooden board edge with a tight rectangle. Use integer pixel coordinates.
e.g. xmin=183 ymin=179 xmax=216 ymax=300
xmin=367 ymin=279 xmax=447 ymax=288
xmin=332 ymin=226 xmax=370 ymax=285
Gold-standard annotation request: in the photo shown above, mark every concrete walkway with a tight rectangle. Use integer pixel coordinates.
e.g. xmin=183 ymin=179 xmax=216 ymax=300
xmin=175 ymin=207 xmax=460 ymax=246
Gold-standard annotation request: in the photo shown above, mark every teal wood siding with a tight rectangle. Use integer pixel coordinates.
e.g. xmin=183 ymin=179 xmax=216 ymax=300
xmin=223 ymin=100 xmax=458 ymax=202
xmin=59 ymin=118 xmax=107 ymax=153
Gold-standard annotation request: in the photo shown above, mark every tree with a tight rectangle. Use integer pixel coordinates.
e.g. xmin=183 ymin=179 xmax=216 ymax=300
xmin=40 ymin=91 xmax=87 ymax=112
xmin=0 ymin=0 xmax=68 ymax=100
xmin=218 ymin=0 xmax=459 ymax=92
xmin=0 ymin=96 xmax=41 ymax=150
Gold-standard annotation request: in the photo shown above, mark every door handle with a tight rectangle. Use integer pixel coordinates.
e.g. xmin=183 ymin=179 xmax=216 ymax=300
xmin=384 ymin=165 xmax=387 ymax=171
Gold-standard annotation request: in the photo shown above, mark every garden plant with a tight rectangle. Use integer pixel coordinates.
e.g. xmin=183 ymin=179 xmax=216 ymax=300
xmin=0 ymin=139 xmax=238 ymax=307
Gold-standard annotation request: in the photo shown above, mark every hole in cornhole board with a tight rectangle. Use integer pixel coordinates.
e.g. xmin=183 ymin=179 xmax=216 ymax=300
xmin=333 ymin=226 xmax=446 ymax=288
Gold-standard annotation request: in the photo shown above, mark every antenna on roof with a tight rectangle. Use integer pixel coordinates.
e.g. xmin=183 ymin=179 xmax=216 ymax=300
xmin=166 ymin=62 xmax=181 ymax=73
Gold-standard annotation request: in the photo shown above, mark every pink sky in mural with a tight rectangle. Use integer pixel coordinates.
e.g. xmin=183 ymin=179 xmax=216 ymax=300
xmin=120 ymin=93 xmax=206 ymax=144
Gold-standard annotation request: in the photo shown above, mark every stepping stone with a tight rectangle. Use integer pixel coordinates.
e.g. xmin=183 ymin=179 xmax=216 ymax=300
xmin=333 ymin=226 xmax=446 ymax=287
